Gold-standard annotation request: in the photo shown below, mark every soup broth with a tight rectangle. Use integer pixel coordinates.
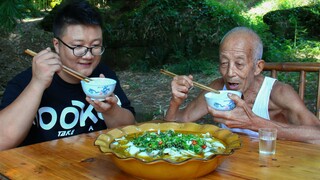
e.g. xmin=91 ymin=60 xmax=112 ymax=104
xmin=110 ymin=130 xmax=226 ymax=162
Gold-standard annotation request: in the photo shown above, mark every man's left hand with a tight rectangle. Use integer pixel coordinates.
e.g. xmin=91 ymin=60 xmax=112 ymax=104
xmin=207 ymin=93 xmax=257 ymax=129
xmin=86 ymin=94 xmax=119 ymax=114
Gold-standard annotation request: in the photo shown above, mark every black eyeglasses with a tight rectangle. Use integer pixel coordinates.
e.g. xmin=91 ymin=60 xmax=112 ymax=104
xmin=55 ymin=37 xmax=105 ymax=57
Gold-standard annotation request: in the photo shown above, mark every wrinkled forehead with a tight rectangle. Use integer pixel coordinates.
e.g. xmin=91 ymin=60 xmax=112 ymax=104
xmin=220 ymin=32 xmax=255 ymax=57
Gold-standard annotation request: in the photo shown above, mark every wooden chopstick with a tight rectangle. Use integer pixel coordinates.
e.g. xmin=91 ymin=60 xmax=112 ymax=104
xmin=24 ymin=49 xmax=92 ymax=83
xmin=160 ymin=69 xmax=220 ymax=94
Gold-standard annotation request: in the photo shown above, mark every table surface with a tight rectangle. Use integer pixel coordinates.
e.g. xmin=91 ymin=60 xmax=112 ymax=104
xmin=1 ymin=123 xmax=320 ymax=180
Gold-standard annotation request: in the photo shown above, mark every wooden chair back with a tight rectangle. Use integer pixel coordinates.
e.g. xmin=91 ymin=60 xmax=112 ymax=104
xmin=263 ymin=62 xmax=320 ymax=119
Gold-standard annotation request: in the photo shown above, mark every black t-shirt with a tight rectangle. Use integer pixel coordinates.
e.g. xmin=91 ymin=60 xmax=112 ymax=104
xmin=0 ymin=63 xmax=135 ymax=147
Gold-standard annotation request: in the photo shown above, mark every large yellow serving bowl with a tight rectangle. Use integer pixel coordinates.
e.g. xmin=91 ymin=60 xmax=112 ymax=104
xmin=94 ymin=122 xmax=241 ymax=180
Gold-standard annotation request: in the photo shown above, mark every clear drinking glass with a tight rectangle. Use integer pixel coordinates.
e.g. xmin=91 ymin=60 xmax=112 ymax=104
xmin=259 ymin=128 xmax=277 ymax=155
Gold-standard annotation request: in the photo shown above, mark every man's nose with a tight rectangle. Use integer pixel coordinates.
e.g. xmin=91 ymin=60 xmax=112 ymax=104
xmin=82 ymin=50 xmax=94 ymax=58
xmin=227 ymin=65 xmax=236 ymax=77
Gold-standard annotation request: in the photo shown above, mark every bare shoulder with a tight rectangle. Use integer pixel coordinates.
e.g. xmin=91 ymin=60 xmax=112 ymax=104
xmin=269 ymin=80 xmax=320 ymax=124
xmin=270 ymin=80 xmax=302 ymax=105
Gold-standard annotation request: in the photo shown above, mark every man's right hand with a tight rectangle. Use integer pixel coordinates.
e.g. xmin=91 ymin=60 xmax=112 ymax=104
xmin=170 ymin=75 xmax=194 ymax=106
xmin=31 ymin=47 xmax=62 ymax=90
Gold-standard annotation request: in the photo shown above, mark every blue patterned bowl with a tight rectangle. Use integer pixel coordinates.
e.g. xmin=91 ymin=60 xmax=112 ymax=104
xmin=205 ymin=90 xmax=242 ymax=111
xmin=81 ymin=78 xmax=116 ymax=101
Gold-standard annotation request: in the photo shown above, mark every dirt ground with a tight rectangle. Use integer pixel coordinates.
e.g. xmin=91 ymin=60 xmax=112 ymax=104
xmin=0 ymin=19 xmax=215 ymax=123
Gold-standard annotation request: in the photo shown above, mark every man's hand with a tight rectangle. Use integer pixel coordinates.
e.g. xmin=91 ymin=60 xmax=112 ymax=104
xmin=170 ymin=75 xmax=194 ymax=106
xmin=31 ymin=47 xmax=62 ymax=90
xmin=86 ymin=93 xmax=119 ymax=114
xmin=208 ymin=93 xmax=258 ymax=130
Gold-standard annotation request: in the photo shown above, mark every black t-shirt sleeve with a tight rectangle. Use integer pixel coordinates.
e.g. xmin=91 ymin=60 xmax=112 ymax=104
xmin=0 ymin=68 xmax=32 ymax=110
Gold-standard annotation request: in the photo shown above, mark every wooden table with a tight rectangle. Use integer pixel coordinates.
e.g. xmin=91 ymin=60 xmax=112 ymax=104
xmin=1 ymin=128 xmax=320 ymax=180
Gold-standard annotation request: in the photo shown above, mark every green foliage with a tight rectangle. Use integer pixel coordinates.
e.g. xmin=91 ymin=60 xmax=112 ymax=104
xmin=101 ymin=0 xmax=319 ymax=72
xmin=3 ymin=0 xmax=319 ymax=73
xmin=207 ymin=0 xmax=247 ymax=14
xmin=103 ymin=0 xmax=246 ymax=70
xmin=263 ymin=36 xmax=320 ymax=63
xmin=0 ymin=0 xmax=22 ymax=33
xmin=0 ymin=0 xmax=45 ymax=34
xmin=277 ymin=0 xmax=318 ymax=9
xmin=263 ymin=4 xmax=320 ymax=40
xmin=261 ymin=4 xmax=320 ymax=63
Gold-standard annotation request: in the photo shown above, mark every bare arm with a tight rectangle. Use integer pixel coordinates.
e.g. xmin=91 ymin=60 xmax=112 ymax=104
xmin=0 ymin=81 xmax=44 ymax=150
xmin=275 ymin=124 xmax=320 ymax=144
xmin=209 ymin=82 xmax=320 ymax=144
xmin=0 ymin=48 xmax=62 ymax=150
xmin=165 ymin=76 xmax=223 ymax=122
xmin=165 ymin=90 xmax=209 ymax=122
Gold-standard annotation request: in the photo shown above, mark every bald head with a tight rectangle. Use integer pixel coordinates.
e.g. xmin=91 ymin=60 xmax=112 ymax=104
xmin=220 ymin=27 xmax=263 ymax=63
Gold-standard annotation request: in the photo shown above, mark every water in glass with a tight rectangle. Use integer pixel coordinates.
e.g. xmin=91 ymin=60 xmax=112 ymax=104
xmin=259 ymin=128 xmax=277 ymax=155
xmin=259 ymin=136 xmax=276 ymax=155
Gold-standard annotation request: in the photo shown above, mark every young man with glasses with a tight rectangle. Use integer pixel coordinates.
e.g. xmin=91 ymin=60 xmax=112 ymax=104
xmin=0 ymin=0 xmax=135 ymax=150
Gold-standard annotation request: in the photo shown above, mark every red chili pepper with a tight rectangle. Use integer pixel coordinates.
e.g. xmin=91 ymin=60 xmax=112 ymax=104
xmin=202 ymin=145 xmax=207 ymax=149
xmin=192 ymin=140 xmax=197 ymax=145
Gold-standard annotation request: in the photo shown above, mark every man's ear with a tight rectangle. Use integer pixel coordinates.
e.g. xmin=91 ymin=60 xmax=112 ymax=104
xmin=254 ymin=59 xmax=265 ymax=76
xmin=53 ymin=38 xmax=59 ymax=54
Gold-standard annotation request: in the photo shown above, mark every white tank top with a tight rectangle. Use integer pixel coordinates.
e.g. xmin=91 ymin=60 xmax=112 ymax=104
xmin=220 ymin=77 xmax=277 ymax=137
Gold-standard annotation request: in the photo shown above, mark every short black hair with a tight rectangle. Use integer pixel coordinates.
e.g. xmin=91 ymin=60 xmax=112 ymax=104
xmin=53 ymin=0 xmax=103 ymax=37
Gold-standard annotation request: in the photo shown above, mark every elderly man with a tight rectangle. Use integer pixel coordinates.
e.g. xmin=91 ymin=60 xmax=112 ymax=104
xmin=165 ymin=26 xmax=320 ymax=144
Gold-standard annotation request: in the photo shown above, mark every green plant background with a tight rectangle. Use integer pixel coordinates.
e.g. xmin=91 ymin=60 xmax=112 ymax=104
xmin=1 ymin=0 xmax=319 ymax=73
xmin=0 ymin=0 xmax=319 ymax=117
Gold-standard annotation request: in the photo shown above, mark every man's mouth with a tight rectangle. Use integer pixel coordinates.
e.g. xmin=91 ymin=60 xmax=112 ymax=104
xmin=79 ymin=62 xmax=92 ymax=67
xmin=228 ymin=82 xmax=239 ymax=90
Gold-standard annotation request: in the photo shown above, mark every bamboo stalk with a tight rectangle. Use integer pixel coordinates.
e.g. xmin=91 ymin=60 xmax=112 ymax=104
xmin=160 ymin=69 xmax=220 ymax=94
xmin=24 ymin=49 xmax=92 ymax=83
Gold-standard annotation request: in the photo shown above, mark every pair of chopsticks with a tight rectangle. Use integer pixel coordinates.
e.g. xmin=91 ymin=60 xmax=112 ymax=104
xmin=24 ymin=49 xmax=92 ymax=83
xmin=160 ymin=69 xmax=220 ymax=94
